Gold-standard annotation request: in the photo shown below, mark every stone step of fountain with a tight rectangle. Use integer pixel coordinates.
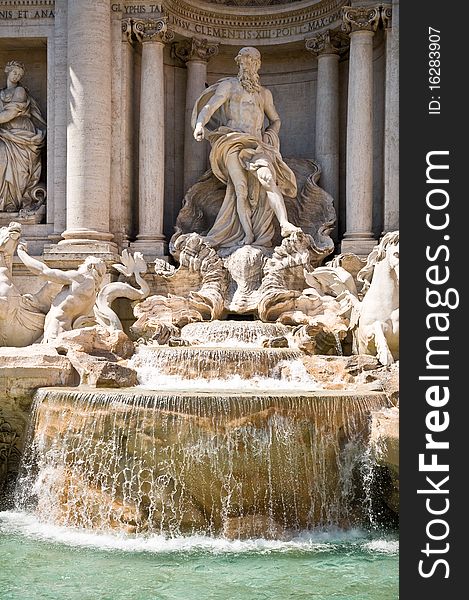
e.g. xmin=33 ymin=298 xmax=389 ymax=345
xmin=131 ymin=344 xmax=303 ymax=381
xmin=17 ymin=387 xmax=390 ymax=537
xmin=180 ymin=320 xmax=291 ymax=346
xmin=31 ymin=388 xmax=390 ymax=422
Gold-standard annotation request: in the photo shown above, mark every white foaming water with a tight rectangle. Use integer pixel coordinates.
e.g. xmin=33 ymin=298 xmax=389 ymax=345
xmin=179 ymin=321 xmax=292 ymax=347
xmin=136 ymin=371 xmax=321 ymax=392
xmin=363 ymin=539 xmax=399 ymax=554
xmin=175 ymin=335 xmax=301 ymax=350
xmin=136 ymin=373 xmax=321 ymax=392
xmin=0 ymin=511 xmax=397 ymax=555
xmin=16 ymin=388 xmax=386 ymax=537
xmin=177 ymin=337 xmax=270 ymax=349
xmin=131 ymin=347 xmax=321 ymax=392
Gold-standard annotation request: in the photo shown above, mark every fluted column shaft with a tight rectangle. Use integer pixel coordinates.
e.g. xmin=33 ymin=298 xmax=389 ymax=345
xmin=132 ymin=19 xmax=174 ymax=258
xmin=138 ymin=41 xmax=165 ymax=246
xmin=383 ymin=2 xmax=399 ymax=233
xmin=120 ymin=19 xmax=135 ymax=244
xmin=316 ymin=53 xmax=339 ymax=203
xmin=184 ymin=59 xmax=209 ymax=191
xmin=61 ymin=0 xmax=113 ymax=246
xmin=341 ymin=6 xmax=380 ymax=256
xmin=51 ymin=0 xmax=67 ymax=238
xmin=175 ymin=39 xmax=219 ymax=192
xmin=306 ymin=30 xmax=346 ymax=242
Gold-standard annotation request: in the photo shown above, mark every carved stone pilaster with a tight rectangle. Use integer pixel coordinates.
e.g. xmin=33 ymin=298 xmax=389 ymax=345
xmin=342 ymin=6 xmax=381 ymax=33
xmin=132 ymin=18 xmax=174 ymax=44
xmin=305 ymin=29 xmax=349 ymax=56
xmin=381 ymin=5 xmax=392 ymax=29
xmin=173 ymin=37 xmax=219 ymax=63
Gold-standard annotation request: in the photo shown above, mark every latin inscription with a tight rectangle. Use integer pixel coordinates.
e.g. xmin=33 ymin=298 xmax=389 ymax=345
xmin=168 ymin=12 xmax=342 ymax=40
xmin=111 ymin=3 xmax=342 ymax=41
xmin=0 ymin=9 xmax=54 ymax=20
xmin=1 ymin=3 xmax=341 ymax=36
xmin=111 ymin=4 xmax=163 ymax=14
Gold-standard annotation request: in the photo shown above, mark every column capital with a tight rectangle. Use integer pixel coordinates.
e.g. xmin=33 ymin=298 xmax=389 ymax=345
xmin=305 ymin=29 xmax=349 ymax=57
xmin=121 ymin=18 xmax=133 ymax=43
xmin=381 ymin=5 xmax=392 ymax=29
xmin=132 ymin=18 xmax=174 ymax=44
xmin=173 ymin=37 xmax=219 ymax=63
xmin=342 ymin=5 xmax=381 ymax=34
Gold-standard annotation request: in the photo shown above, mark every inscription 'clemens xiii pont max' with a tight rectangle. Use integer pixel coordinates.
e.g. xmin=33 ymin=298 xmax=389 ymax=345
xmin=168 ymin=15 xmax=343 ymax=40
xmin=110 ymin=4 xmax=343 ymax=41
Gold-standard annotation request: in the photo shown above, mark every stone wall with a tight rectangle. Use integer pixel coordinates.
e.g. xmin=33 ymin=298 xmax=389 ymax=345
xmin=0 ymin=347 xmax=77 ymax=506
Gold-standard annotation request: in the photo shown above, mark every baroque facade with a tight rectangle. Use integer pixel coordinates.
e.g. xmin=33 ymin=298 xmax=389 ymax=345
xmin=0 ymin=0 xmax=398 ymax=289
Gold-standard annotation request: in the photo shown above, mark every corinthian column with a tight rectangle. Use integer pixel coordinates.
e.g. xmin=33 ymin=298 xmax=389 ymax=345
xmin=60 ymin=0 xmax=115 ymax=250
xmin=306 ymin=30 xmax=348 ymax=241
xmin=341 ymin=5 xmax=381 ymax=256
xmin=119 ymin=18 xmax=135 ymax=245
xmin=383 ymin=2 xmax=399 ymax=233
xmin=174 ymin=38 xmax=219 ymax=192
xmin=131 ymin=18 xmax=174 ymax=258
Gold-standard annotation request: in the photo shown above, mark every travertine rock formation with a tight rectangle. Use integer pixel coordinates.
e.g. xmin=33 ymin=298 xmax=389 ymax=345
xmin=0 ymin=346 xmax=76 ymax=503
xmin=370 ymin=406 xmax=399 ymax=514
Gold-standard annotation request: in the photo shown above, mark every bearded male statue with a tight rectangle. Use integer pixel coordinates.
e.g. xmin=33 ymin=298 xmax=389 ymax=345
xmin=192 ymin=46 xmax=301 ymax=251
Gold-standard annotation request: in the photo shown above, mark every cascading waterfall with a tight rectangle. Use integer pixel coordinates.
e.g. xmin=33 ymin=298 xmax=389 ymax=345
xmin=180 ymin=320 xmax=291 ymax=346
xmin=12 ymin=321 xmax=392 ymax=539
xmin=15 ymin=387 xmax=389 ymax=538
xmin=130 ymin=321 xmax=315 ymax=390
xmin=131 ymin=345 xmax=304 ymax=381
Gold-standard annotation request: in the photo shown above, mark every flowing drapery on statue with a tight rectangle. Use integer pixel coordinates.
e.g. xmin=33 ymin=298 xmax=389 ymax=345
xmin=191 ymin=47 xmax=300 ymax=250
xmin=0 ymin=61 xmax=46 ymax=213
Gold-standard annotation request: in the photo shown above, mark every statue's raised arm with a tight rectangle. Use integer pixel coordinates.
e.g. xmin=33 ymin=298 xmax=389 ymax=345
xmin=16 ymin=244 xmax=106 ymax=343
xmin=17 ymin=244 xmax=77 ymax=286
xmin=193 ymin=79 xmax=232 ymax=142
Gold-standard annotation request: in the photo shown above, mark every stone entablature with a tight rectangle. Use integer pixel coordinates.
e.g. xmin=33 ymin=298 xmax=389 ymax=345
xmin=203 ymin=1 xmax=292 ymax=5
xmin=111 ymin=0 xmax=348 ymax=45
xmin=0 ymin=1 xmax=54 ymax=21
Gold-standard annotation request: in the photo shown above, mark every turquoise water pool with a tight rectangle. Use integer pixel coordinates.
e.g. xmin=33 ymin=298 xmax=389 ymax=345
xmin=0 ymin=512 xmax=398 ymax=600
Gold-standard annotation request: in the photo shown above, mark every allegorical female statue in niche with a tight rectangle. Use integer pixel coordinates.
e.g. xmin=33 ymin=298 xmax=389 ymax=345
xmin=0 ymin=60 xmax=46 ymax=213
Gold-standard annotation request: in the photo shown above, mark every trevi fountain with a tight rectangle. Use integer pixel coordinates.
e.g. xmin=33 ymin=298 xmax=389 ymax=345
xmin=0 ymin=1 xmax=398 ymax=598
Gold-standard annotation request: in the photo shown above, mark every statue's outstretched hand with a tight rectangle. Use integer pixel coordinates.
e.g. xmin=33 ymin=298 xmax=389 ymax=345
xmin=17 ymin=241 xmax=28 ymax=254
xmin=193 ymin=123 xmax=205 ymax=141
